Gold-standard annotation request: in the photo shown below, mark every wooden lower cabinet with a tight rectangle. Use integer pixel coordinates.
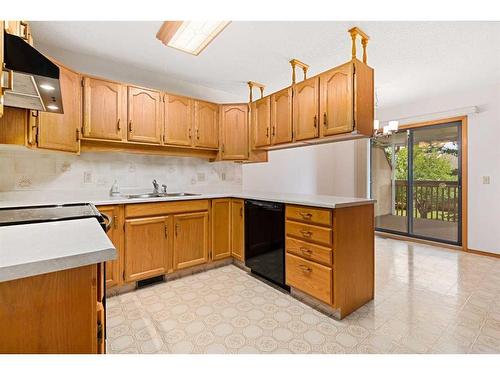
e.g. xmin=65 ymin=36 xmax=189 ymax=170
xmin=285 ymin=203 xmax=374 ymax=318
xmin=124 ymin=216 xmax=170 ymax=282
xmin=231 ymin=199 xmax=245 ymax=261
xmin=211 ymin=199 xmax=232 ymax=260
xmin=173 ymin=211 xmax=209 ymax=270
xmin=0 ymin=264 xmax=102 ymax=354
xmin=97 ymin=205 xmax=124 ymax=288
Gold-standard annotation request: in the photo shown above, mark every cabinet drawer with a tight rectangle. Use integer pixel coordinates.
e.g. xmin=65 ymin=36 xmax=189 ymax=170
xmin=286 ymin=237 xmax=332 ymax=266
xmin=286 ymin=253 xmax=332 ymax=304
xmin=286 ymin=220 xmax=332 ymax=247
xmin=286 ymin=205 xmax=332 ymax=227
xmin=125 ymin=199 xmax=209 ymax=218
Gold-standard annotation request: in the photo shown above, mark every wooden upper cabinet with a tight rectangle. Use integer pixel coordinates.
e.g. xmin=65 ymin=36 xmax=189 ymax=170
xmin=319 ymin=63 xmax=353 ymax=137
xmin=82 ymin=77 xmax=125 ymax=141
xmin=271 ymin=87 xmax=293 ymax=145
xmin=37 ymin=65 xmax=81 ymax=153
xmin=4 ymin=21 xmax=33 ymax=45
xmin=211 ymin=199 xmax=232 ymax=261
xmin=127 ymin=86 xmax=162 ymax=144
xmin=231 ymin=199 xmax=245 ymax=262
xmin=193 ymin=100 xmax=218 ymax=149
xmin=173 ymin=211 xmax=209 ymax=270
xmin=124 ymin=216 xmax=169 ymax=282
xmin=293 ymin=76 xmax=319 ymax=141
xmin=164 ymin=94 xmax=193 ymax=147
xmin=251 ymin=96 xmax=271 ymax=148
xmin=0 ymin=21 xmax=4 ymax=118
xmin=220 ymin=104 xmax=248 ymax=160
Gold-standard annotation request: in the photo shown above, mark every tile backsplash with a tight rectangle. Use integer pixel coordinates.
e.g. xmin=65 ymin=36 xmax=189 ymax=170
xmin=0 ymin=146 xmax=242 ymax=193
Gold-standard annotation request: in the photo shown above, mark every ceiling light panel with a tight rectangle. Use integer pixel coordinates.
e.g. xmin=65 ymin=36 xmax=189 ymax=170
xmin=159 ymin=21 xmax=230 ymax=55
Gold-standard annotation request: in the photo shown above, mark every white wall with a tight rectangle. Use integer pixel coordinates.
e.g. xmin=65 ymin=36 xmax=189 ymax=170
xmin=243 ymin=140 xmax=364 ymax=197
xmin=377 ymin=83 xmax=500 ymax=254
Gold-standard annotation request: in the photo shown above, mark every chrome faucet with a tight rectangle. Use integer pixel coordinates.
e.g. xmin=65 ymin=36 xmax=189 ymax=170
xmin=162 ymin=184 xmax=167 ymax=193
xmin=152 ymin=179 xmax=160 ymax=193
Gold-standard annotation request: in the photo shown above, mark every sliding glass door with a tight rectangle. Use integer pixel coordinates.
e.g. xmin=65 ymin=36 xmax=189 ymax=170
xmin=371 ymin=121 xmax=462 ymax=245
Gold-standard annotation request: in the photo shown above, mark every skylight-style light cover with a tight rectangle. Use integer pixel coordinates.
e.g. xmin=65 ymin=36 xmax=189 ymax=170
xmin=162 ymin=21 xmax=230 ymax=55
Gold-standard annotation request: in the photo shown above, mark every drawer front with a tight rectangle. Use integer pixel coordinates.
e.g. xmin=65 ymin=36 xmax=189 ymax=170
xmin=286 ymin=220 xmax=332 ymax=247
xmin=286 ymin=253 xmax=332 ymax=304
xmin=286 ymin=205 xmax=332 ymax=227
xmin=286 ymin=237 xmax=332 ymax=266
xmin=125 ymin=199 xmax=209 ymax=218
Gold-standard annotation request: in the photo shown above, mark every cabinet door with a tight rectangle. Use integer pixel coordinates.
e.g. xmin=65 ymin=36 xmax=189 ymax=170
xmin=37 ymin=66 xmax=81 ymax=153
xmin=211 ymin=199 xmax=231 ymax=260
xmin=127 ymin=86 xmax=162 ymax=144
xmin=271 ymin=87 xmax=293 ymax=145
xmin=252 ymin=96 xmax=271 ymax=147
xmin=124 ymin=216 xmax=168 ymax=282
xmin=83 ymin=77 xmax=125 ymax=141
xmin=193 ymin=100 xmax=218 ymax=149
xmin=293 ymin=76 xmax=319 ymax=141
xmin=98 ymin=205 xmax=124 ymax=289
xmin=0 ymin=21 xmax=4 ymax=118
xmin=173 ymin=212 xmax=209 ymax=270
xmin=319 ymin=64 xmax=353 ymax=136
xmin=220 ymin=104 xmax=248 ymax=160
xmin=164 ymin=94 xmax=193 ymax=146
xmin=231 ymin=199 xmax=245 ymax=262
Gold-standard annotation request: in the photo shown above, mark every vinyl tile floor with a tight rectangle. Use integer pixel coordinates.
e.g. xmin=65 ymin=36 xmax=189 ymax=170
xmin=106 ymin=237 xmax=500 ymax=354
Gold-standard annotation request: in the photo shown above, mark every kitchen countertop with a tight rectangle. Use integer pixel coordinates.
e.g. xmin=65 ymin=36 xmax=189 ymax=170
xmin=0 ymin=190 xmax=375 ymax=209
xmin=0 ymin=218 xmax=116 ymax=282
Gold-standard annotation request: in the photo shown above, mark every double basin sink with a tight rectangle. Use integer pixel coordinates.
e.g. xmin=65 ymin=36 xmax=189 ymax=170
xmin=123 ymin=192 xmax=200 ymax=199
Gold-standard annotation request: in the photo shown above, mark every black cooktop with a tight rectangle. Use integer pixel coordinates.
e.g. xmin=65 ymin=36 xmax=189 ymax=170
xmin=0 ymin=203 xmax=104 ymax=226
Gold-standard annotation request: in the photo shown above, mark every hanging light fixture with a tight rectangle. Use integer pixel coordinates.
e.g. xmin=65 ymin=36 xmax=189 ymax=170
xmin=373 ymin=120 xmax=399 ymax=138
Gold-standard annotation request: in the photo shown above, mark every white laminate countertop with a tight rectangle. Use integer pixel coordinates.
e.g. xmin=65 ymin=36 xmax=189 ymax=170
xmin=0 ymin=218 xmax=116 ymax=282
xmin=0 ymin=190 xmax=375 ymax=209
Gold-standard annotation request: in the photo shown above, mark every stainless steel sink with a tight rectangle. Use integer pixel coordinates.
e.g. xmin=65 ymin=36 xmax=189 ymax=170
xmin=124 ymin=192 xmax=200 ymax=199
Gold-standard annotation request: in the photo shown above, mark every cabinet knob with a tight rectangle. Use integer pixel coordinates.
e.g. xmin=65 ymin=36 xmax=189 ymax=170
xmin=323 ymin=112 xmax=328 ymax=128
xmin=313 ymin=115 xmax=317 ymax=128
xmin=300 ymin=247 xmax=312 ymax=255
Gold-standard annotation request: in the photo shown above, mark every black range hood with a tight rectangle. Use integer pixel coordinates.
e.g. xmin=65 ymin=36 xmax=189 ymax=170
xmin=2 ymin=31 xmax=63 ymax=113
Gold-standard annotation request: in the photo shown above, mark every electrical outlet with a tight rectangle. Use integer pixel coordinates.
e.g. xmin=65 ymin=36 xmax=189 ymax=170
xmin=83 ymin=171 xmax=93 ymax=184
xmin=483 ymin=176 xmax=491 ymax=185
xmin=221 ymin=172 xmax=226 ymax=181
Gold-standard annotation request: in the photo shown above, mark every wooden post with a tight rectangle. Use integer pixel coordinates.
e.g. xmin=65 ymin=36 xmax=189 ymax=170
xmin=348 ymin=27 xmax=370 ymax=63
xmin=289 ymin=59 xmax=310 ymax=85
xmin=247 ymin=81 xmax=265 ymax=103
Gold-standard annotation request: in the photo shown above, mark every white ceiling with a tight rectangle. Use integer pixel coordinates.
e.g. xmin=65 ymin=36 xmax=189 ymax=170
xmin=31 ymin=21 xmax=500 ymax=108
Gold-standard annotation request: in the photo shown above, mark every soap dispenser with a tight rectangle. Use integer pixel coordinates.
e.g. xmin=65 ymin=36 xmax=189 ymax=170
xmin=110 ymin=180 xmax=121 ymax=197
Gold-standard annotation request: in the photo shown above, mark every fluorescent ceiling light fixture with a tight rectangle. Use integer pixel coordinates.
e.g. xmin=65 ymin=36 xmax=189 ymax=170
xmin=47 ymin=104 xmax=59 ymax=111
xmin=156 ymin=21 xmax=230 ymax=55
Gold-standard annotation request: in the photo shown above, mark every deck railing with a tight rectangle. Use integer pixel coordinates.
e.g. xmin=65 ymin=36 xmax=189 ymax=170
xmin=394 ymin=180 xmax=459 ymax=222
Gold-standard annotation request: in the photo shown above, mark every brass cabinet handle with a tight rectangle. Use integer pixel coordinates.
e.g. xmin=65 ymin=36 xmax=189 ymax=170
xmin=76 ymin=128 xmax=81 ymax=142
xmin=175 ymin=223 xmax=179 ymax=236
xmin=272 ymin=126 xmax=276 ymax=137
xmin=300 ymin=229 xmax=313 ymax=237
xmin=299 ymin=265 xmax=312 ymax=273
xmin=323 ymin=112 xmax=328 ymax=128
xmin=117 ymin=118 xmax=121 ymax=132
xmin=313 ymin=115 xmax=317 ymax=128
xmin=113 ymin=215 xmax=118 ymax=229
xmin=164 ymin=224 xmax=168 ymax=238
xmin=188 ymin=128 xmax=192 ymax=139
xmin=299 ymin=212 xmax=312 ymax=219
xmin=266 ymin=127 xmax=269 ymax=137
xmin=300 ymin=247 xmax=312 ymax=255
xmin=128 ymin=120 xmax=132 ymax=132
xmin=240 ymin=207 xmax=243 ymax=217
xmin=196 ymin=128 xmax=200 ymax=140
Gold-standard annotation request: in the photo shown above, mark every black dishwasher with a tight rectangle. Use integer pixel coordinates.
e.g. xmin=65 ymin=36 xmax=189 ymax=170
xmin=245 ymin=199 xmax=289 ymax=291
